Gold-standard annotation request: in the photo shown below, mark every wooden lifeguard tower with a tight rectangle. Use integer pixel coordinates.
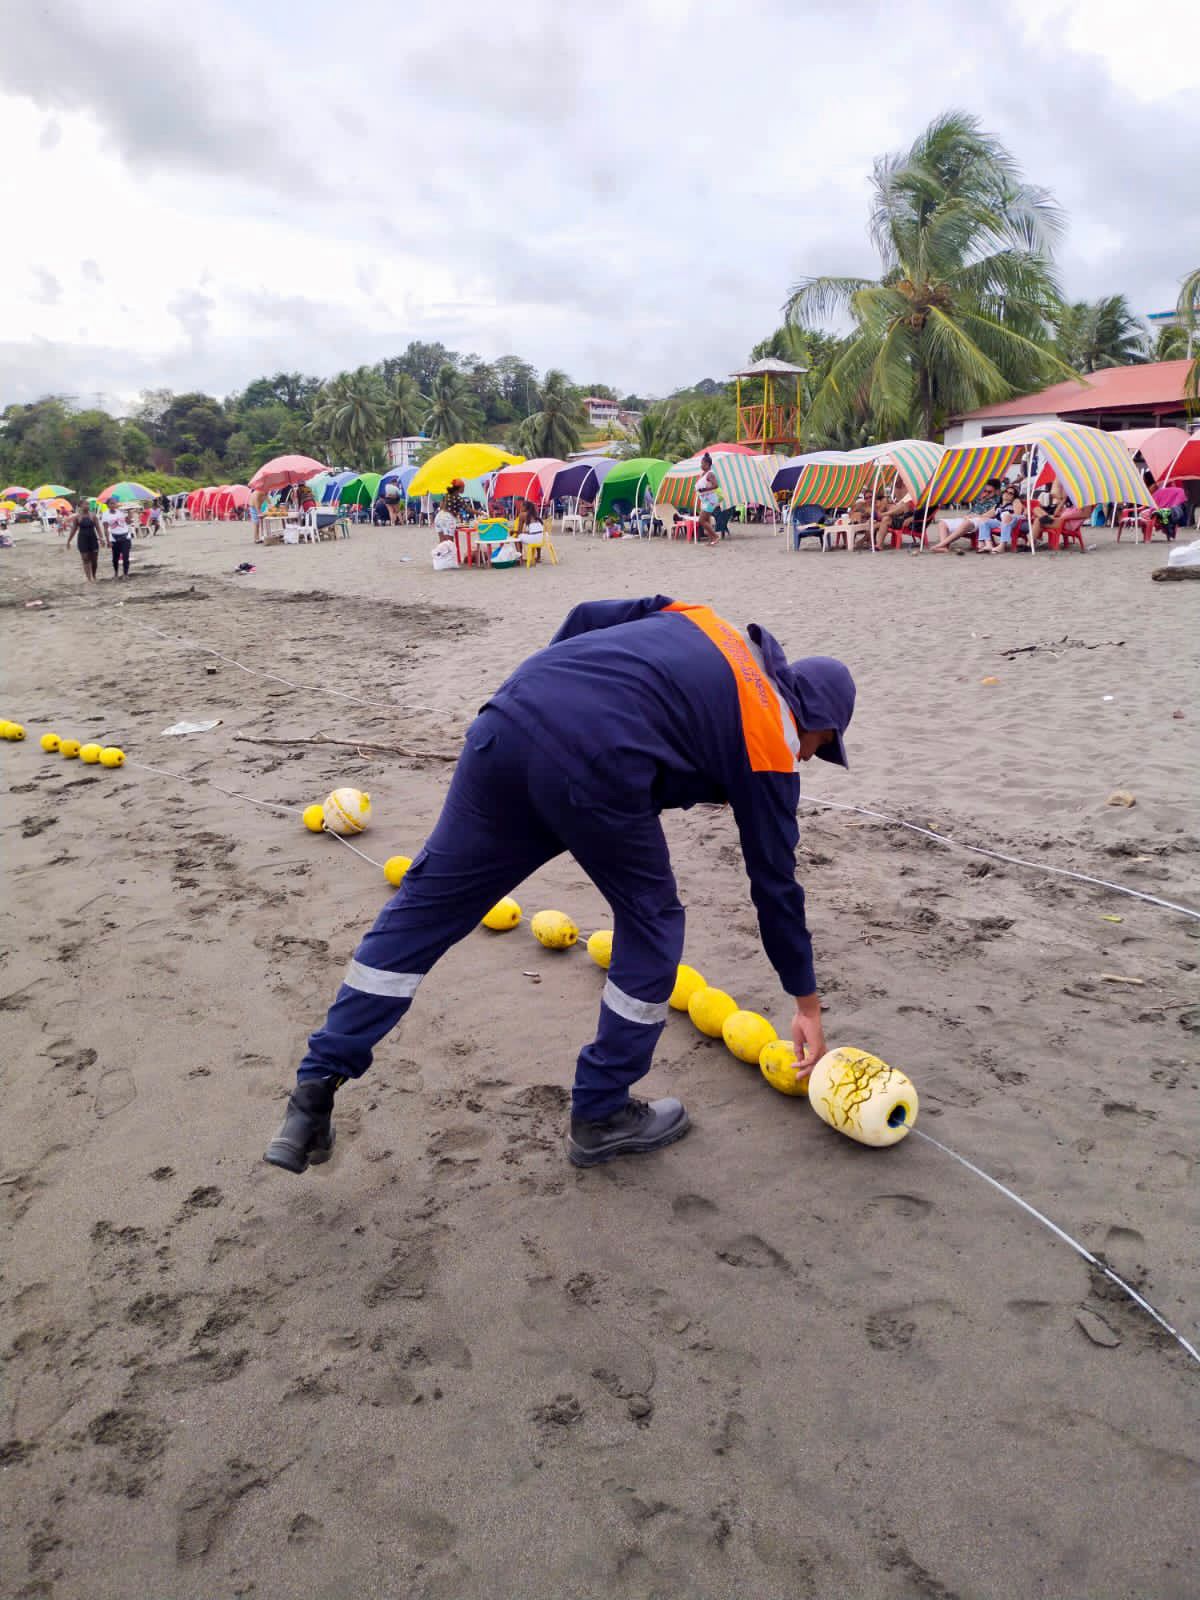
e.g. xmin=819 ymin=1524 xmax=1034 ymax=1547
xmin=732 ymin=357 xmax=807 ymax=452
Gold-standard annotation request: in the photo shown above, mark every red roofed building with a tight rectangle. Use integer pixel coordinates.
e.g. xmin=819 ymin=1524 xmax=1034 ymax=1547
xmin=945 ymin=359 xmax=1195 ymax=443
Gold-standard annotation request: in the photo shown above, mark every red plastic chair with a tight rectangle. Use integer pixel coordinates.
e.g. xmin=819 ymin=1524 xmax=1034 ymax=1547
xmin=1045 ymin=511 xmax=1087 ymax=552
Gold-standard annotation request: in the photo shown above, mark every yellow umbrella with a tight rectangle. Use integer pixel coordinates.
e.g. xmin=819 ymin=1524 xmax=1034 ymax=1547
xmin=407 ymin=443 xmax=522 ymax=498
xmin=0 ymin=499 xmax=17 ymax=513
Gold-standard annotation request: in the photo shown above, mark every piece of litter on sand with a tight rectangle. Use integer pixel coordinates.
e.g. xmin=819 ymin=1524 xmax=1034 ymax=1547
xmin=1075 ymin=1308 xmax=1121 ymax=1348
xmin=1101 ymin=914 xmax=1124 ymax=923
xmin=24 ymin=599 xmax=45 ymax=608
xmin=522 ymin=971 xmax=542 ymax=983
xmin=1106 ymin=790 xmax=1136 ymax=807
xmin=161 ymin=718 xmax=222 ymax=737
xmin=1098 ymin=973 xmax=1144 ymax=986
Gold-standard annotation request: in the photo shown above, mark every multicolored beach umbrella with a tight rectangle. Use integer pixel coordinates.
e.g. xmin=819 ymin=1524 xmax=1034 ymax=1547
xmin=96 ymin=480 xmax=154 ymax=502
xmin=27 ymin=483 xmax=73 ymax=501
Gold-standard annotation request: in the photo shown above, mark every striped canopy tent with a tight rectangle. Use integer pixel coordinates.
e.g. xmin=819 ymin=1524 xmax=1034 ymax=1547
xmin=847 ymin=439 xmax=944 ymax=502
xmin=771 ymin=452 xmax=875 ymax=509
xmin=1113 ymin=427 xmax=1200 ymax=483
xmin=595 ymin=457 xmax=671 ymax=521
xmin=920 ymin=422 xmax=1153 ymax=553
xmin=658 ymin=451 xmax=778 ymax=513
xmin=490 ymin=458 xmax=565 ymax=506
xmin=923 ymin=422 xmax=1153 ymax=510
xmin=551 ymin=456 xmax=616 ymax=505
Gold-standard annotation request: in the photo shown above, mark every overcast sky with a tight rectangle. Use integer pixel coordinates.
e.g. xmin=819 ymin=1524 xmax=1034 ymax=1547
xmin=2 ymin=0 xmax=1198 ymax=410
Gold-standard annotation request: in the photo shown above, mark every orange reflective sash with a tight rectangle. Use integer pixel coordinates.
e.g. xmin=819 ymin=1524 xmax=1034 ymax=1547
xmin=665 ymin=602 xmax=798 ymax=773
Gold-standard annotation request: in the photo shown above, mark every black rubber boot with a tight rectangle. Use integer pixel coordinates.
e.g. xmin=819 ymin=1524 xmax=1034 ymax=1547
xmin=264 ymin=1076 xmax=341 ymax=1174
xmin=567 ymin=1096 xmax=690 ymax=1168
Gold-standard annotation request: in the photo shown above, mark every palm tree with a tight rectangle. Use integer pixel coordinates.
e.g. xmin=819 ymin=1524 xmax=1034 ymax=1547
xmin=519 ymin=370 xmax=585 ymax=459
xmin=310 ymin=367 xmax=385 ymax=461
xmin=786 ymin=112 xmax=1071 ymax=439
xmin=1054 ymin=295 xmax=1148 ymax=372
xmin=424 ymin=364 xmax=480 ymax=444
xmin=1177 ymin=267 xmax=1200 ymax=400
xmin=386 ymin=372 xmax=426 ymax=439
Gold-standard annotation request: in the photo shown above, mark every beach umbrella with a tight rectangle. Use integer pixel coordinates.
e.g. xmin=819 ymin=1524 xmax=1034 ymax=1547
xmin=1 ymin=486 xmax=31 ymax=501
xmin=594 ymin=457 xmax=671 ymax=521
xmin=0 ymin=500 xmax=17 ymax=513
xmin=249 ymin=454 xmax=327 ymax=493
xmin=551 ymin=457 xmax=616 ymax=503
xmin=491 ymin=458 xmax=566 ymax=505
xmin=96 ymin=480 xmax=154 ymax=503
xmin=336 ymin=471 xmax=382 ymax=507
xmin=407 ymin=442 xmax=522 ymax=498
xmin=28 ymin=483 xmax=73 ymax=501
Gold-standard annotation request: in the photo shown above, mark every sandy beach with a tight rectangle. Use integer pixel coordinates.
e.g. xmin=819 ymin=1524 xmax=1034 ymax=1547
xmin=2 ymin=516 xmax=1198 ymax=1599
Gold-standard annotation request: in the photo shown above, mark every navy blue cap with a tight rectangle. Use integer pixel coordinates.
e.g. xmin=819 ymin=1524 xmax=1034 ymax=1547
xmin=747 ymin=624 xmax=856 ymax=768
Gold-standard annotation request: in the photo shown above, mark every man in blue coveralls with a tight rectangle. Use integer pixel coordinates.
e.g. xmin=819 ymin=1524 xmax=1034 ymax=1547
xmin=265 ymin=596 xmax=855 ymax=1172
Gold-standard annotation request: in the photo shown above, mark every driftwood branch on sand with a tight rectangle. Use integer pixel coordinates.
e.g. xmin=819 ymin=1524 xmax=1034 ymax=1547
xmin=232 ymin=732 xmax=458 ymax=761
xmin=1151 ymin=566 xmax=1200 ymax=581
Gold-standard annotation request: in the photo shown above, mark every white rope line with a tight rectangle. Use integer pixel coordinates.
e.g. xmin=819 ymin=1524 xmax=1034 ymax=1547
xmin=802 ymin=796 xmax=1200 ymax=922
xmin=326 ymin=831 xmax=383 ymax=867
xmin=913 ymin=1129 xmax=1199 ymax=1365
xmin=123 ymin=758 xmax=304 ymax=818
xmin=125 ymin=617 xmax=403 ymax=713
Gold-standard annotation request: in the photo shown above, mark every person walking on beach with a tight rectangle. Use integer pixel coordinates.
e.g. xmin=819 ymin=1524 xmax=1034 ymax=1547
xmin=66 ymin=504 xmax=101 ymax=582
xmin=109 ymin=505 xmax=133 ymax=578
xmin=696 ymin=454 xmax=721 ymax=546
xmin=265 ymin=595 xmax=855 ymax=1174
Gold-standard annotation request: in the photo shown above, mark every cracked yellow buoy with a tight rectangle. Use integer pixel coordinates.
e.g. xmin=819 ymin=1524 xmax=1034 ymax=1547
xmin=59 ymin=738 xmax=81 ymax=759
xmin=668 ymin=963 xmax=706 ymax=1012
xmin=586 ymin=929 xmax=613 ymax=969
xmin=687 ymin=986 xmax=738 ymax=1038
xmin=40 ymin=732 xmax=61 ymax=752
xmin=722 ymin=1010 xmax=777 ymax=1065
xmin=302 ymin=803 xmax=326 ymax=832
xmin=79 ymin=742 xmax=103 ymax=764
xmin=481 ymin=896 xmax=521 ymax=931
xmin=323 ymin=786 xmax=370 ymax=835
xmin=806 ymin=1047 xmax=918 ymax=1147
xmin=759 ymin=1040 xmax=808 ymax=1097
xmin=531 ymin=910 xmax=578 ymax=949
xmin=98 ymin=747 xmax=125 ymax=767
xmin=383 ymin=855 xmax=412 ymax=888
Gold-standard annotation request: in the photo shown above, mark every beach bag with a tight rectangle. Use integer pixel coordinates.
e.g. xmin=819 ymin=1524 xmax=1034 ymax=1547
xmin=1167 ymin=538 xmax=1200 ymax=569
xmin=431 ymin=539 xmax=457 ymax=571
xmin=490 ymin=542 xmax=520 ymax=568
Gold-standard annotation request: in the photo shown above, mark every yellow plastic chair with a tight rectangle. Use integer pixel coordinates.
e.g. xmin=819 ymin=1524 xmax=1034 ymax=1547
xmin=521 ymin=524 xmax=558 ymax=567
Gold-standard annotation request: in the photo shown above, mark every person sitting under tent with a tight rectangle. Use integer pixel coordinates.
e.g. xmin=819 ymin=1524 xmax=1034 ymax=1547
xmin=926 ymin=511 xmax=980 ymax=553
xmin=372 ymin=498 xmax=391 ymax=526
xmin=877 ymin=490 xmax=917 ymax=545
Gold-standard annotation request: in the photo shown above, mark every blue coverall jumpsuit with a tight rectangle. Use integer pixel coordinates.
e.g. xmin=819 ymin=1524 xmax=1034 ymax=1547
xmin=297 ymin=596 xmax=821 ymax=1121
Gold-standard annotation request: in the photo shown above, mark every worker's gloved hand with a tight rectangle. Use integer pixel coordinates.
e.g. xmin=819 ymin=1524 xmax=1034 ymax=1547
xmin=791 ymin=994 xmax=826 ymax=1084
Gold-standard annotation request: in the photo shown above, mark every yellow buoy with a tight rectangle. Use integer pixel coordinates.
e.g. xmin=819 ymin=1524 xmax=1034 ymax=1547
xmin=759 ymin=1039 xmax=808 ymax=1097
xmin=586 ymin=929 xmax=613 ymax=969
xmin=687 ymin=986 xmax=738 ymax=1038
xmin=323 ymin=786 xmax=371 ymax=835
xmin=668 ymin=963 xmax=706 ymax=1012
xmin=481 ymin=896 xmax=521 ymax=931
xmin=531 ymin=910 xmax=578 ymax=949
xmin=59 ymin=738 xmax=81 ymax=759
xmin=40 ymin=732 xmax=61 ymax=752
xmin=722 ymin=1010 xmax=778 ymax=1065
xmin=302 ymin=803 xmax=326 ymax=832
xmin=383 ymin=854 xmax=412 ymax=888
xmin=1 ymin=720 xmax=25 ymax=740
xmin=806 ymin=1047 xmax=919 ymax=1147
xmin=98 ymin=746 xmax=126 ymax=767
xmin=79 ymin=742 xmax=103 ymax=764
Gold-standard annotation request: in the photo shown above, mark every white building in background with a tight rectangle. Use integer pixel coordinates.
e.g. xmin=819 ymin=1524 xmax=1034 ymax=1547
xmin=583 ymin=396 xmax=620 ymax=428
xmin=386 ymin=435 xmax=429 ymax=468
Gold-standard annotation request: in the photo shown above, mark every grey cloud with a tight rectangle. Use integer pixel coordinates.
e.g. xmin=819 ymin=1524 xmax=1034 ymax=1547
xmin=32 ymin=267 xmax=62 ymax=305
xmin=168 ymin=289 xmax=216 ymax=349
xmin=81 ymin=259 xmax=103 ymax=285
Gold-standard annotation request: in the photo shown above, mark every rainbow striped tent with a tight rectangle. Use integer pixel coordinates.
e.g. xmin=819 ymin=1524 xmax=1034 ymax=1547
xmin=923 ymin=422 xmax=1153 ymax=513
xmin=771 ymin=452 xmax=875 ymax=509
xmin=658 ymin=451 xmax=778 ymax=512
xmin=847 ymin=438 xmax=944 ymax=502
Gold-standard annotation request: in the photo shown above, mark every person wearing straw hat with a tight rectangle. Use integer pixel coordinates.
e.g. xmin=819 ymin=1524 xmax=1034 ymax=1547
xmin=265 ymin=596 xmax=855 ymax=1174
